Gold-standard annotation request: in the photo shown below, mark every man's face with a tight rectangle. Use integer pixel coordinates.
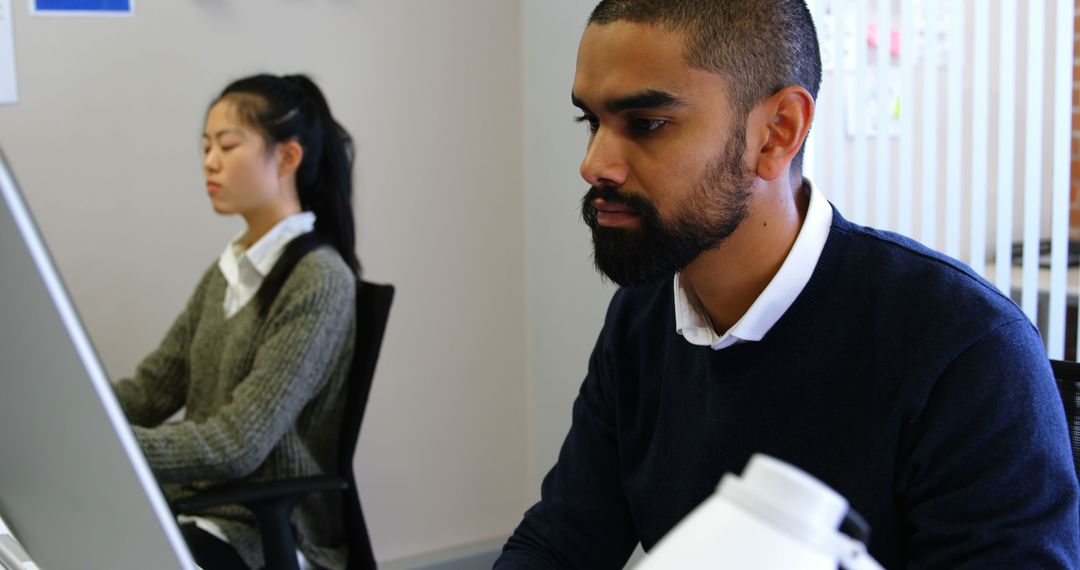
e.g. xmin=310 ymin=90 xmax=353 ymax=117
xmin=572 ymin=21 xmax=756 ymax=287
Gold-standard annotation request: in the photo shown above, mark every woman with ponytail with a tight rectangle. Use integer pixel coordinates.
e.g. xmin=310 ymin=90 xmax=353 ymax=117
xmin=112 ymin=73 xmax=359 ymax=570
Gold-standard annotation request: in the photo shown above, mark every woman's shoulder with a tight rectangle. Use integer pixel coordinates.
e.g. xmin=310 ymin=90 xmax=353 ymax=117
xmin=286 ymin=245 xmax=357 ymax=295
xmin=194 ymin=259 xmax=227 ymax=297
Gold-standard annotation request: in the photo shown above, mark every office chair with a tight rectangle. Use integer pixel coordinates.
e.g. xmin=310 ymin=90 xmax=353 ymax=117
xmin=173 ymin=280 xmax=395 ymax=570
xmin=1050 ymin=359 xmax=1080 ymax=483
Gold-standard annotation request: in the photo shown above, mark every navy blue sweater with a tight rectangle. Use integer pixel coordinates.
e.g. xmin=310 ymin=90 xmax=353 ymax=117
xmin=498 ymin=211 xmax=1079 ymax=569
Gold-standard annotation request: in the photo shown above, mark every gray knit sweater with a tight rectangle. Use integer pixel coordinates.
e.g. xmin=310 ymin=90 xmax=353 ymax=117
xmin=113 ymin=246 xmax=356 ymax=569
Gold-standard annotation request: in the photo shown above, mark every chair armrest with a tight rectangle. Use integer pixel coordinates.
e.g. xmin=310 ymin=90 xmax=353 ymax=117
xmin=172 ymin=475 xmax=349 ymax=513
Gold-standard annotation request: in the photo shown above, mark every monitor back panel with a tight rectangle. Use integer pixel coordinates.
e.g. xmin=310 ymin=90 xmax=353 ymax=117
xmin=0 ymin=154 xmax=194 ymax=569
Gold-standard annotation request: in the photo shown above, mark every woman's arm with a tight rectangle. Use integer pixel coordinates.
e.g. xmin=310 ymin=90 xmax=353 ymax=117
xmin=112 ymin=267 xmax=213 ymax=427
xmin=132 ymin=251 xmax=355 ymax=484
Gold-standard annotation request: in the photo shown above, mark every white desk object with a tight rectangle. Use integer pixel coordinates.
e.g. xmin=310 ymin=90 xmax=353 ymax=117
xmin=637 ymin=454 xmax=884 ymax=570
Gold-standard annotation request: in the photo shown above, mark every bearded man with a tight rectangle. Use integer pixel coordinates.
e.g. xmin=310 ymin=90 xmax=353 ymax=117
xmin=496 ymin=1 xmax=1080 ymax=568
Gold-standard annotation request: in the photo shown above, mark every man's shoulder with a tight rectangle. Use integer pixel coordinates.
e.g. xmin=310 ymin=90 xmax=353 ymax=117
xmin=844 ymin=222 xmax=984 ymax=279
xmin=835 ymin=219 xmax=1024 ymax=322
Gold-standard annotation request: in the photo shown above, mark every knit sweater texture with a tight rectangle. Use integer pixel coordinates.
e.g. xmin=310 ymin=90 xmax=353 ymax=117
xmin=113 ymin=245 xmax=356 ymax=569
xmin=497 ymin=209 xmax=1080 ymax=569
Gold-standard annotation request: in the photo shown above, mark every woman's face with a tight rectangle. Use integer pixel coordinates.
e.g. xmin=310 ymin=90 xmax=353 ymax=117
xmin=201 ymin=99 xmax=284 ymax=220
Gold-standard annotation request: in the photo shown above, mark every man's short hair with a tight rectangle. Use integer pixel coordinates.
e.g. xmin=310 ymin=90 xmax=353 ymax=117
xmin=588 ymin=0 xmax=822 ymax=173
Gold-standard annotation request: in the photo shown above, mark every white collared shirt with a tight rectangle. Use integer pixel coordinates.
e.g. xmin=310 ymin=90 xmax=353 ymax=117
xmin=216 ymin=211 xmax=317 ymax=319
xmin=674 ymin=180 xmax=831 ymax=350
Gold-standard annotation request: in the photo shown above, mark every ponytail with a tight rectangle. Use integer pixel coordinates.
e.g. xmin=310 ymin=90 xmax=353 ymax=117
xmin=281 ymin=74 xmax=361 ymax=276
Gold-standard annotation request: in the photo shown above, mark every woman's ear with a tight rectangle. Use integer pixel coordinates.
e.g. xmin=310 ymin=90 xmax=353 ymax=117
xmin=277 ymin=140 xmax=304 ymax=178
xmin=754 ymin=86 xmax=815 ymax=182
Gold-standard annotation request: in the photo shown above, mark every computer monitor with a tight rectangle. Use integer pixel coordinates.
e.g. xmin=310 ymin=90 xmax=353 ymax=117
xmin=0 ymin=148 xmax=195 ymax=569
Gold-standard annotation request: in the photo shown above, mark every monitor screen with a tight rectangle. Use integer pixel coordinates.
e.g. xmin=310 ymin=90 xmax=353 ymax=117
xmin=0 ymin=148 xmax=195 ymax=569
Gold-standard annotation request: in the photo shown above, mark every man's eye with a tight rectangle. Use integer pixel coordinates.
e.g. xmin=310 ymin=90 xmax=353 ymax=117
xmin=628 ymin=118 xmax=667 ymax=135
xmin=574 ymin=114 xmax=599 ymax=133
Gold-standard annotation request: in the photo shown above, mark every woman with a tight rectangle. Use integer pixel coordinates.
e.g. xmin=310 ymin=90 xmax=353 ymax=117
xmin=113 ymin=73 xmax=359 ymax=570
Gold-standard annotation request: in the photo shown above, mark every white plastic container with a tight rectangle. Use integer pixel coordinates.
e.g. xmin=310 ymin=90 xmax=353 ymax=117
xmin=636 ymin=454 xmax=884 ymax=570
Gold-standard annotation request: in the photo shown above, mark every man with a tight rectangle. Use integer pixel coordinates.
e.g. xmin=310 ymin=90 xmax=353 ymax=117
xmin=496 ymin=1 xmax=1080 ymax=568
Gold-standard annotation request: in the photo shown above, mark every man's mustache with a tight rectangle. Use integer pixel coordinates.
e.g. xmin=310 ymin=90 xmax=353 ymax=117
xmin=582 ymin=186 xmax=654 ymax=216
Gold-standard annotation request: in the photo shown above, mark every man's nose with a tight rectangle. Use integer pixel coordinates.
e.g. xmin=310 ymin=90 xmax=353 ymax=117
xmin=580 ymin=129 xmax=628 ymax=188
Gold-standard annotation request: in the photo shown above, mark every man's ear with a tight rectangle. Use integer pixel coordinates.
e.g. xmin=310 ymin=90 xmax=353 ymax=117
xmin=277 ymin=140 xmax=304 ymax=178
xmin=754 ymin=86 xmax=815 ymax=181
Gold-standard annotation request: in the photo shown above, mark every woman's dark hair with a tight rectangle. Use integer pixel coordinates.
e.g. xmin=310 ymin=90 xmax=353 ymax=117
xmin=212 ymin=73 xmax=361 ymax=313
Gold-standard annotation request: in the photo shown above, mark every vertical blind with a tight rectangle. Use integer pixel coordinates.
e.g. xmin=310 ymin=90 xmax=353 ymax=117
xmin=804 ymin=0 xmax=1077 ymax=360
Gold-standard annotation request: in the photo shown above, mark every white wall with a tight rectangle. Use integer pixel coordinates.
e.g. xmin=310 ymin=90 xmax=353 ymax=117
xmin=0 ymin=0 xmax=528 ymax=563
xmin=520 ymin=0 xmax=614 ymax=493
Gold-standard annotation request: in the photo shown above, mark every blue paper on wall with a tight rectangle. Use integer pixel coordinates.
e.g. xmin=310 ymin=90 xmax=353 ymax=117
xmin=33 ymin=0 xmax=131 ymax=13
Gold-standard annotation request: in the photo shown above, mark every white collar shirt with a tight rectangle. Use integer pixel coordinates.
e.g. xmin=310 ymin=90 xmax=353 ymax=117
xmin=674 ymin=180 xmax=832 ymax=350
xmin=216 ymin=211 xmax=317 ymax=319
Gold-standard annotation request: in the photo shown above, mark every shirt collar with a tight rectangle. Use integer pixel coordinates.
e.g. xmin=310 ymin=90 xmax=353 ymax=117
xmin=674 ymin=179 xmax=832 ymax=350
xmin=217 ymin=211 xmax=317 ymax=285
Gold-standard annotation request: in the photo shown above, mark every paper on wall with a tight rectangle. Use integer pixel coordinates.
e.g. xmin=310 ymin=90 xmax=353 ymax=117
xmin=0 ymin=0 xmax=16 ymax=104
xmin=31 ymin=0 xmax=133 ymax=16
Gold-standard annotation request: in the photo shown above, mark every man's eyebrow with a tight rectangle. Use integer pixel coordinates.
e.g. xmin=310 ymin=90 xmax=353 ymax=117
xmin=571 ymin=90 xmax=685 ymax=114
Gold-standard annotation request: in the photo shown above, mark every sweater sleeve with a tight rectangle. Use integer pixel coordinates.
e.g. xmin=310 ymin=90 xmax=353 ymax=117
xmin=112 ymin=268 xmax=210 ymax=427
xmin=132 ymin=257 xmax=355 ymax=484
xmin=497 ymin=327 xmax=639 ymax=570
xmin=898 ymin=317 xmax=1080 ymax=568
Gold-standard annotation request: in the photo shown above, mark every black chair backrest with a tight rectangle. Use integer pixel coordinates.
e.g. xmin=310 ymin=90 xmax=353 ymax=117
xmin=339 ymin=280 xmax=394 ymax=570
xmin=340 ymin=280 xmax=394 ymax=477
xmin=1050 ymin=359 xmax=1080 ymax=483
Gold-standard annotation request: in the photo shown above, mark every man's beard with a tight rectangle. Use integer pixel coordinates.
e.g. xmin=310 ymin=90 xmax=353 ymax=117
xmin=581 ymin=134 xmax=754 ymax=287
